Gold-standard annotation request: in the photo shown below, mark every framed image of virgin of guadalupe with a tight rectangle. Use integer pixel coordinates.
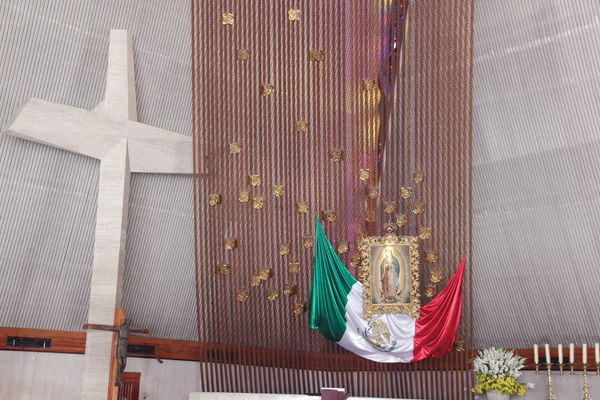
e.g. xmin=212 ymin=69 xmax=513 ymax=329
xmin=357 ymin=236 xmax=420 ymax=320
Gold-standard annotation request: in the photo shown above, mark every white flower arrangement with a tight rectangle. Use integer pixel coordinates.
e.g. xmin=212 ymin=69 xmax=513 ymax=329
xmin=472 ymin=347 xmax=534 ymax=396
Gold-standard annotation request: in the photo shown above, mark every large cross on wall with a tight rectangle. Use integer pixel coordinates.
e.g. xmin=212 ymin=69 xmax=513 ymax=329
xmin=5 ymin=30 xmax=197 ymax=400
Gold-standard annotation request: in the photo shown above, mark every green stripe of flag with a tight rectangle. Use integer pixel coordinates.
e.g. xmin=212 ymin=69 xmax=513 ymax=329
xmin=309 ymin=218 xmax=358 ymax=342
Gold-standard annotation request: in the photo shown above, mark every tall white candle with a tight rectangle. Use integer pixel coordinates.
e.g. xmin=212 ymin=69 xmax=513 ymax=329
xmin=558 ymin=344 xmax=563 ymax=363
xmin=570 ymin=343 xmax=575 ymax=363
xmin=533 ymin=344 xmax=539 ymax=364
xmin=545 ymin=344 xmax=551 ymax=364
xmin=583 ymin=344 xmax=587 ymax=364
xmin=595 ymin=343 xmax=599 ymax=363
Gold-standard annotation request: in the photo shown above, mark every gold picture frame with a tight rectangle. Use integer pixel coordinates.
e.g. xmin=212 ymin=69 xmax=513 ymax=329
xmin=357 ymin=235 xmax=420 ymax=320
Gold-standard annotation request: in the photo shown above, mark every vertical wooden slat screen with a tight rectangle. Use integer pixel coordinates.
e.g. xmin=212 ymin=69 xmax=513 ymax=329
xmin=191 ymin=0 xmax=474 ymax=398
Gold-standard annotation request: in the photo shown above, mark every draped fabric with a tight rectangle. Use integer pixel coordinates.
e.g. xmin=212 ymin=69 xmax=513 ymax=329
xmin=310 ymin=218 xmax=466 ymax=363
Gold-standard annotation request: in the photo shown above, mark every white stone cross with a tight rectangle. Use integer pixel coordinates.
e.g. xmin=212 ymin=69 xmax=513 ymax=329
xmin=5 ymin=30 xmax=196 ymax=399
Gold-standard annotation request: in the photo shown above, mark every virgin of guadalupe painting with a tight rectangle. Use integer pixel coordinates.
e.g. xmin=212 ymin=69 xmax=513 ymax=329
xmin=357 ymin=236 xmax=420 ymax=319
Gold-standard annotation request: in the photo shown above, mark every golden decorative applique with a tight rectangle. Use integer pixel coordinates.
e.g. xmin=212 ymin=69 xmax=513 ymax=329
xmin=350 ymin=255 xmax=361 ymax=268
xmin=413 ymin=171 xmax=424 ymax=184
xmin=279 ymin=243 xmax=290 ymax=255
xmin=239 ymin=191 xmax=250 ymax=203
xmin=425 ymin=251 xmax=438 ymax=263
xmin=209 ymin=193 xmax=222 ymax=206
xmin=419 ymin=227 xmax=431 ymax=240
xmin=259 ymin=267 xmax=272 ymax=280
xmin=412 ymin=202 xmax=424 ymax=215
xmin=430 ymin=268 xmax=442 ymax=284
xmin=253 ymin=197 xmax=264 ymax=209
xmin=384 ymin=223 xmax=397 ymax=235
xmin=297 ymin=202 xmax=309 ymax=213
xmin=222 ymin=12 xmax=234 ymax=25
xmin=321 ymin=210 xmax=337 ymax=222
xmin=303 ymin=236 xmax=314 ymax=248
xmin=288 ymin=261 xmax=300 ymax=273
xmin=248 ymin=175 xmax=261 ymax=186
xmin=396 ymin=214 xmax=408 ymax=227
xmin=229 ymin=142 xmax=241 ymax=154
xmin=263 ymin=84 xmax=274 ymax=96
xmin=216 ymin=264 xmax=231 ymax=275
xmin=294 ymin=303 xmax=307 ymax=315
xmin=273 ymin=185 xmax=284 ymax=197
xmin=367 ymin=186 xmax=379 ymax=199
xmin=284 ymin=284 xmax=297 ymax=297
xmin=454 ymin=339 xmax=466 ymax=352
xmin=237 ymin=291 xmax=249 ymax=301
xmin=296 ymin=120 xmax=308 ymax=133
xmin=337 ymin=242 xmax=349 ymax=254
xmin=384 ymin=202 xmax=396 ymax=214
xmin=237 ymin=49 xmax=249 ymax=61
xmin=308 ymin=49 xmax=324 ymax=62
xmin=267 ymin=290 xmax=279 ymax=302
xmin=225 ymin=238 xmax=237 ymax=250
xmin=288 ymin=9 xmax=301 ymax=21
xmin=363 ymin=79 xmax=377 ymax=91
xmin=359 ymin=169 xmax=370 ymax=181
xmin=330 ymin=150 xmax=344 ymax=162
xmin=400 ymin=186 xmax=412 ymax=199
xmin=250 ymin=275 xmax=261 ymax=287
xmin=425 ymin=285 xmax=436 ymax=299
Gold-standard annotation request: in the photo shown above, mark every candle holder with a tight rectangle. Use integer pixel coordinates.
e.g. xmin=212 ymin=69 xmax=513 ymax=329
xmin=535 ymin=361 xmax=540 ymax=375
xmin=596 ymin=362 xmax=599 ymax=376
xmin=546 ymin=362 xmax=557 ymax=400
xmin=582 ymin=363 xmax=591 ymax=400
xmin=570 ymin=362 xmax=575 ymax=376
xmin=559 ymin=362 xmax=564 ymax=375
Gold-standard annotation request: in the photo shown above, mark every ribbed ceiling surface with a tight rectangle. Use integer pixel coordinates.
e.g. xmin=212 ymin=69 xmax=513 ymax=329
xmin=1 ymin=0 xmax=600 ymax=346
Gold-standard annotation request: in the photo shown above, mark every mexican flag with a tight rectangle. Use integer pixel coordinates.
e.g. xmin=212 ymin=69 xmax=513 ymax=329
xmin=309 ymin=218 xmax=465 ymax=363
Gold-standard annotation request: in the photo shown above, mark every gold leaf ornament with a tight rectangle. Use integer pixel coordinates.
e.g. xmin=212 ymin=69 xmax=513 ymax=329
xmin=425 ymin=251 xmax=438 ymax=263
xmin=400 ymin=186 xmax=412 ymax=199
xmin=237 ymin=49 xmax=249 ymax=61
xmin=279 ymin=243 xmax=290 ymax=255
xmin=267 ymin=290 xmax=279 ymax=302
xmin=412 ymin=202 xmax=425 ymax=215
xmin=321 ymin=210 xmax=337 ymax=222
xmin=262 ymin=84 xmax=274 ymax=96
xmin=222 ymin=12 xmax=234 ymax=25
xmin=363 ymin=79 xmax=377 ymax=91
xmin=330 ymin=150 xmax=344 ymax=162
xmin=224 ymin=238 xmax=237 ymax=250
xmin=454 ymin=339 xmax=466 ymax=352
xmin=273 ymin=185 xmax=284 ymax=197
xmin=297 ymin=202 xmax=309 ymax=214
xmin=216 ymin=264 xmax=231 ymax=275
xmin=237 ymin=291 xmax=249 ymax=301
xmin=288 ymin=9 xmax=301 ymax=21
xmin=250 ymin=275 xmax=261 ymax=286
xmin=293 ymin=303 xmax=307 ymax=315
xmin=296 ymin=120 xmax=308 ymax=133
xmin=350 ymin=255 xmax=361 ymax=268
xmin=430 ymin=268 xmax=442 ymax=284
xmin=413 ymin=170 xmax=424 ymax=184
xmin=308 ymin=49 xmax=325 ymax=62
xmin=359 ymin=168 xmax=370 ymax=181
xmin=209 ymin=193 xmax=222 ymax=206
xmin=288 ymin=261 xmax=300 ymax=274
xmin=384 ymin=202 xmax=396 ymax=214
xmin=283 ymin=284 xmax=297 ymax=296
xmin=396 ymin=214 xmax=408 ymax=227
xmin=248 ymin=175 xmax=261 ymax=186
xmin=259 ymin=267 xmax=272 ymax=280
xmin=229 ymin=142 xmax=241 ymax=154
xmin=303 ymin=236 xmax=314 ymax=248
xmin=425 ymin=285 xmax=436 ymax=299
xmin=239 ymin=191 xmax=250 ymax=203
xmin=337 ymin=242 xmax=349 ymax=254
xmin=419 ymin=227 xmax=432 ymax=240
xmin=253 ymin=197 xmax=264 ymax=209
xmin=367 ymin=186 xmax=379 ymax=199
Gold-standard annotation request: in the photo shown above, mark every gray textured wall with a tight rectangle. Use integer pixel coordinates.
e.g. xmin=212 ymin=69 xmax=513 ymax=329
xmin=1 ymin=0 xmax=600 ymax=347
